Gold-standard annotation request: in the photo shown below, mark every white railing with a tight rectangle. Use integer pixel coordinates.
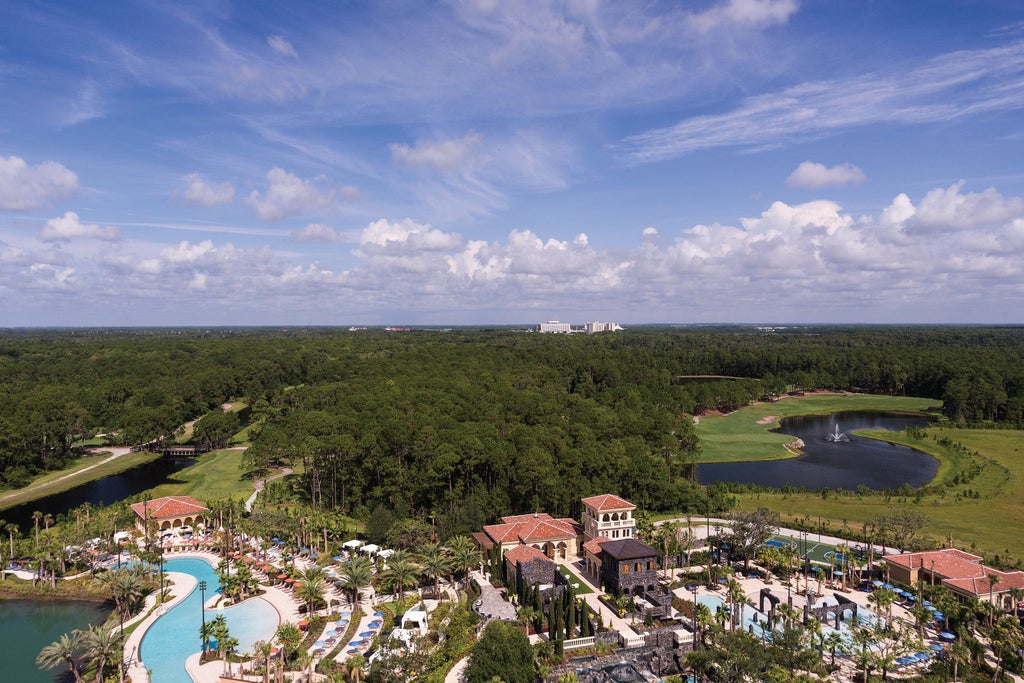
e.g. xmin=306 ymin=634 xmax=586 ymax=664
xmin=620 ymin=633 xmax=646 ymax=648
xmin=563 ymin=636 xmax=596 ymax=651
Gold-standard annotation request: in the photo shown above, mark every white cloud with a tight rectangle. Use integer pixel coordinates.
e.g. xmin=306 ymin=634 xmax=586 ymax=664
xmin=291 ymin=223 xmax=349 ymax=243
xmin=786 ymin=161 xmax=865 ymax=188
xmin=40 ymin=212 xmax=120 ymax=242
xmin=620 ymin=41 xmax=1024 ymax=163
xmin=359 ymin=218 xmax=463 ymax=253
xmin=181 ymin=172 xmax=235 ymax=207
xmin=246 ymin=167 xmax=337 ymax=220
xmin=390 ymin=132 xmax=484 ymax=172
xmin=688 ymin=0 xmax=799 ymax=33
xmin=0 ymin=154 xmax=80 ymax=211
xmin=267 ymin=35 xmax=299 ymax=59
xmin=906 ymin=181 xmax=1024 ymax=234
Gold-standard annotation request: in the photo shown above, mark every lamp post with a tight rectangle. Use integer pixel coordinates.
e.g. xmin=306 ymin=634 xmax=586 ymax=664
xmin=691 ymin=584 xmax=699 ymax=650
xmin=199 ymin=580 xmax=207 ymax=653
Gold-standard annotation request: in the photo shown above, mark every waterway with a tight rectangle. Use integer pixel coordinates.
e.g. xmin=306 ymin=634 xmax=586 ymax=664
xmin=0 ymin=597 xmax=111 ymax=683
xmin=698 ymin=411 xmax=936 ymax=490
xmin=140 ymin=557 xmax=279 ymax=683
xmin=2 ymin=457 xmax=195 ymax=531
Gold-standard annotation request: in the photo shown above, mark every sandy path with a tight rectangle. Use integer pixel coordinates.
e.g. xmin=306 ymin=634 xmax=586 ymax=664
xmin=0 ymin=446 xmax=132 ymax=505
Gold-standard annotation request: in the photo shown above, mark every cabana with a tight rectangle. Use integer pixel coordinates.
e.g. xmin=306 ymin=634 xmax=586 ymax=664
xmin=362 ymin=543 xmax=380 ymax=555
xmin=343 ymin=539 xmax=363 ymax=550
xmin=378 ymin=548 xmax=395 ymax=560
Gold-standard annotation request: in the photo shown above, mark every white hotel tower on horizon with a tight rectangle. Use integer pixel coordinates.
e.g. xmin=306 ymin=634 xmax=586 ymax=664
xmin=536 ymin=320 xmax=623 ymax=334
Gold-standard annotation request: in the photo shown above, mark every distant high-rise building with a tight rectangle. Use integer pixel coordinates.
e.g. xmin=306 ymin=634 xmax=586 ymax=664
xmin=537 ymin=320 xmax=572 ymax=333
xmin=585 ymin=321 xmax=623 ymax=334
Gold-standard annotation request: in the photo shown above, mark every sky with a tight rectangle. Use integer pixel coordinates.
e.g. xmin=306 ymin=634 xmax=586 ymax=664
xmin=2 ymin=1 xmax=1024 ymax=326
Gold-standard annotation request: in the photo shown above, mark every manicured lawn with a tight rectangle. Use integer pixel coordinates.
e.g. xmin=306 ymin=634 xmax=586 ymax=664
xmin=558 ymin=563 xmax=593 ymax=594
xmin=0 ymin=450 xmax=163 ymax=511
xmin=145 ymin=448 xmax=253 ymax=502
xmin=735 ymin=427 xmax=1024 ymax=560
xmin=696 ymin=394 xmax=939 ymax=463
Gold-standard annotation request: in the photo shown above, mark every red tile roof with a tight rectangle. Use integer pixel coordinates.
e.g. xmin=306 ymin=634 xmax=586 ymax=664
xmin=504 ymin=544 xmax=550 ymax=565
xmin=583 ymin=537 xmax=610 ymax=556
xmin=885 ymin=548 xmax=1024 ymax=597
xmin=483 ymin=512 xmax=579 ymax=545
xmin=130 ymin=496 xmax=209 ymax=521
xmin=581 ymin=494 xmax=635 ymax=511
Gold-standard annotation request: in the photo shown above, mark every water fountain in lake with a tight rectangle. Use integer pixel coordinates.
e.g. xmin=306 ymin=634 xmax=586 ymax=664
xmin=825 ymin=423 xmax=850 ymax=442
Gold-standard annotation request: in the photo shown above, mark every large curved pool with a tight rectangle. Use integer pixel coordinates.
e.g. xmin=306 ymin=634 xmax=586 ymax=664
xmin=140 ymin=557 xmax=279 ymax=683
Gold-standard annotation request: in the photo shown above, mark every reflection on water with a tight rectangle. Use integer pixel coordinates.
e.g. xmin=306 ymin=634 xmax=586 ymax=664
xmin=0 ymin=599 xmax=110 ymax=683
xmin=698 ymin=411 xmax=936 ymax=490
xmin=2 ymin=457 xmax=194 ymax=531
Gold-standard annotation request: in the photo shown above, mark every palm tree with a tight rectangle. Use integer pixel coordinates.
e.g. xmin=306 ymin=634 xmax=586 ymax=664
xmin=339 ymin=555 xmax=373 ymax=607
xmin=79 ymin=624 xmax=122 ymax=683
xmin=868 ymin=587 xmax=896 ymax=623
xmin=384 ymin=557 xmax=418 ymax=602
xmin=296 ymin=575 xmax=327 ymax=616
xmin=32 ymin=510 xmax=42 ymax=546
xmin=275 ymin=622 xmax=303 ymax=683
xmin=948 ymin=639 xmax=971 ymax=683
xmin=346 ymin=653 xmax=366 ymax=683
xmin=725 ymin=578 xmax=746 ymax=631
xmin=446 ymin=535 xmax=479 ymax=591
xmin=987 ymin=572 xmax=1001 ymax=628
xmin=417 ymin=541 xmax=450 ymax=601
xmin=36 ymin=632 xmax=84 ymax=683
xmin=252 ymin=640 xmax=273 ymax=683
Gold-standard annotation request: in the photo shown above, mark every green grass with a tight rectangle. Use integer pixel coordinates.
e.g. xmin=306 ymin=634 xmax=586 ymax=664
xmin=558 ymin=563 xmax=593 ymax=594
xmin=734 ymin=427 xmax=1024 ymax=561
xmin=144 ymin=448 xmax=253 ymax=502
xmin=0 ymin=450 xmax=163 ymax=512
xmin=695 ymin=394 xmax=939 ymax=463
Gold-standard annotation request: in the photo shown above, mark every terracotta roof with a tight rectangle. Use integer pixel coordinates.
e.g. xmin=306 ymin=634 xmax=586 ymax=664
xmin=581 ymin=494 xmax=635 ymax=511
xmin=583 ymin=537 xmax=610 ymax=556
xmin=130 ymin=496 xmax=208 ymax=520
xmin=504 ymin=544 xmax=551 ymax=565
xmin=885 ymin=548 xmax=1024 ymax=597
xmin=483 ymin=512 xmax=578 ymax=546
xmin=599 ymin=538 xmax=658 ymax=561
xmin=471 ymin=531 xmax=494 ymax=550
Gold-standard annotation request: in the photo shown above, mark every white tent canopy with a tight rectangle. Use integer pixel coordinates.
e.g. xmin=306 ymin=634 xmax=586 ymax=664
xmin=377 ymin=548 xmax=395 ymax=559
xmin=342 ymin=539 xmax=363 ymax=549
xmin=362 ymin=543 xmax=380 ymax=555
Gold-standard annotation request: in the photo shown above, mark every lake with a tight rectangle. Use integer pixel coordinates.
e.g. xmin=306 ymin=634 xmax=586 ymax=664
xmin=0 ymin=597 xmax=111 ymax=683
xmin=698 ymin=411 xmax=937 ymax=490
xmin=2 ymin=457 xmax=195 ymax=531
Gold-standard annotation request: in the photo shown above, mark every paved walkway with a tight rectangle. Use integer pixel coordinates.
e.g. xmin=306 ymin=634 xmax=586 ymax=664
xmin=244 ymin=466 xmax=293 ymax=512
xmin=470 ymin=570 xmax=517 ymax=621
xmin=445 ymin=655 xmax=469 ymax=683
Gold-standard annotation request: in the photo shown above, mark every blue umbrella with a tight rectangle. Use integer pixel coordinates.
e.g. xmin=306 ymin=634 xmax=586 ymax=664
xmin=929 ymin=643 xmax=944 ymax=651
xmin=933 ymin=611 xmax=945 ymax=620
xmin=940 ymin=631 xmax=956 ymax=640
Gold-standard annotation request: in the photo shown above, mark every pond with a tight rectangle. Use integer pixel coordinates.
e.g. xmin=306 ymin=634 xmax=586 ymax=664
xmin=0 ymin=598 xmax=111 ymax=683
xmin=697 ymin=411 xmax=936 ymax=490
xmin=2 ymin=457 xmax=195 ymax=531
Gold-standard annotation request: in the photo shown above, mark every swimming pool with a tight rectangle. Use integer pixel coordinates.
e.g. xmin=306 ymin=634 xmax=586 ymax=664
xmin=140 ymin=557 xmax=279 ymax=683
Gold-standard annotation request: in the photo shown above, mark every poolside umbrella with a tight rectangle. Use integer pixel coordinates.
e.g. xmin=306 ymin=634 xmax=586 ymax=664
xmin=929 ymin=643 xmax=944 ymax=651
xmin=940 ymin=631 xmax=956 ymax=640
xmin=872 ymin=580 xmax=884 ymax=587
xmin=933 ymin=611 xmax=945 ymax=621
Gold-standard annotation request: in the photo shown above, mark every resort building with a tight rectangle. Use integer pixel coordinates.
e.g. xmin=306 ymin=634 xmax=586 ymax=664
xmin=130 ymin=495 xmax=209 ymax=532
xmin=503 ymin=544 xmax=564 ymax=595
xmin=884 ymin=548 xmax=1024 ymax=610
xmin=597 ymin=538 xmax=660 ymax=595
xmin=537 ymin=320 xmax=573 ymax=333
xmin=479 ymin=512 xmax=582 ymax=559
xmin=584 ymin=321 xmax=623 ymax=334
xmin=581 ymin=493 xmax=636 ymax=542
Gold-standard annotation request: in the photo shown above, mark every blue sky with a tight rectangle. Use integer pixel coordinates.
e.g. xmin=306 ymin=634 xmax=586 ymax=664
xmin=2 ymin=0 xmax=1024 ymax=326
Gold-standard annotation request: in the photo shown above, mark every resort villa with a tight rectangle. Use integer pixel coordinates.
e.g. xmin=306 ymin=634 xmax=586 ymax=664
xmin=477 ymin=512 xmax=583 ymax=560
xmin=130 ymin=495 xmax=210 ymax=533
xmin=884 ymin=548 xmax=1024 ymax=610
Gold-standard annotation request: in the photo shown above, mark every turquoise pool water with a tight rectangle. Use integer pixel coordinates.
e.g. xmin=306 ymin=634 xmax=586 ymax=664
xmin=140 ymin=557 xmax=279 ymax=683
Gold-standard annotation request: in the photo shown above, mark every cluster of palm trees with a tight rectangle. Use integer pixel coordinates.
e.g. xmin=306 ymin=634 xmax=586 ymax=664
xmin=329 ymin=536 xmax=480 ymax=610
xmin=36 ymin=624 xmax=123 ymax=683
xmin=96 ymin=564 xmax=151 ymax=624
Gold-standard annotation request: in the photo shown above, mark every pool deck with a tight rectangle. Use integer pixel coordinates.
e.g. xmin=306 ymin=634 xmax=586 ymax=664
xmin=123 ymin=550 xmax=301 ymax=683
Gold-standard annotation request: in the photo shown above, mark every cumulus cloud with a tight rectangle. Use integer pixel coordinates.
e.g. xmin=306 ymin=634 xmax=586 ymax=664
xmin=247 ymin=167 xmax=337 ymax=220
xmin=291 ymin=223 xmax=349 ymax=243
xmin=40 ymin=212 xmax=120 ymax=242
xmin=359 ymin=218 xmax=463 ymax=253
xmin=906 ymin=181 xmax=1024 ymax=234
xmin=0 ymin=154 xmax=80 ymax=211
xmin=181 ymin=172 xmax=235 ymax=207
xmin=688 ymin=0 xmax=799 ymax=33
xmin=267 ymin=35 xmax=299 ymax=59
xmin=390 ymin=132 xmax=484 ymax=172
xmin=786 ymin=161 xmax=866 ymax=188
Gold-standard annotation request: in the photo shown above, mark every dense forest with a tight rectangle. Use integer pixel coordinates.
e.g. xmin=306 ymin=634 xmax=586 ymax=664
xmin=2 ymin=326 xmax=1023 ymax=527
